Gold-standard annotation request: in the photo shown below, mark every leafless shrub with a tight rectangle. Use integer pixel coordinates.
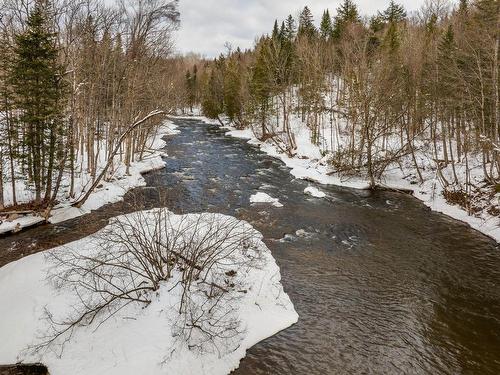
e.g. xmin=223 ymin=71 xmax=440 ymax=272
xmin=34 ymin=209 xmax=263 ymax=357
xmin=167 ymin=215 xmax=263 ymax=354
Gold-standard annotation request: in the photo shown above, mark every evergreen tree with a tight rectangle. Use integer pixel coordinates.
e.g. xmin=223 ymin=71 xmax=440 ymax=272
xmin=285 ymin=15 xmax=297 ymax=42
xmin=332 ymin=0 xmax=360 ymax=40
xmin=298 ymin=6 xmax=316 ymax=39
xmin=425 ymin=13 xmax=439 ymax=37
xmin=250 ymin=39 xmax=272 ymax=138
xmin=320 ymin=10 xmax=333 ymax=41
xmin=368 ymin=15 xmax=385 ymax=54
xmin=437 ymin=25 xmax=458 ymax=94
xmin=279 ymin=21 xmax=286 ymax=41
xmin=369 ymin=15 xmax=385 ymax=33
xmin=383 ymin=22 xmax=401 ymax=54
xmin=224 ymin=57 xmax=243 ymax=123
xmin=272 ymin=20 xmax=280 ymax=40
xmin=9 ymin=1 xmax=66 ymax=204
xmin=201 ymin=59 xmax=225 ymax=119
xmin=185 ymin=65 xmax=198 ymax=112
xmin=379 ymin=1 xmax=407 ymax=24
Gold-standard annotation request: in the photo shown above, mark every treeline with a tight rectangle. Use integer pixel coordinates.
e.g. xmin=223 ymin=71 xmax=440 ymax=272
xmin=197 ymin=0 xmax=499 ymax=201
xmin=0 ymin=0 xmax=186 ymax=211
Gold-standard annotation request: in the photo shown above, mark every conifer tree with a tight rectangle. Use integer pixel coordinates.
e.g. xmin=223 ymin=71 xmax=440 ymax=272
xmin=185 ymin=65 xmax=198 ymax=112
xmin=320 ymin=10 xmax=333 ymax=41
xmin=298 ymin=6 xmax=316 ymax=39
xmin=272 ymin=20 xmax=280 ymax=40
xmin=367 ymin=16 xmax=385 ymax=54
xmin=279 ymin=21 xmax=286 ymax=41
xmin=201 ymin=59 xmax=225 ymax=120
xmin=332 ymin=0 xmax=360 ymax=40
xmin=437 ymin=25 xmax=459 ymax=106
xmin=224 ymin=57 xmax=243 ymax=124
xmin=379 ymin=1 xmax=407 ymax=24
xmin=285 ymin=15 xmax=297 ymax=42
xmin=9 ymin=1 xmax=66 ymax=204
xmin=250 ymin=39 xmax=272 ymax=138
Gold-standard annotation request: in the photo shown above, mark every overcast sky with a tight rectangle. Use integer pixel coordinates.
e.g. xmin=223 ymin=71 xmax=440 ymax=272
xmin=174 ymin=0 xmax=426 ymax=57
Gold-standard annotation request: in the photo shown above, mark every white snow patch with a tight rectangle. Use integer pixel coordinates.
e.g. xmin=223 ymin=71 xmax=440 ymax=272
xmin=304 ymin=186 xmax=326 ymax=198
xmin=250 ymin=192 xmax=283 ymax=208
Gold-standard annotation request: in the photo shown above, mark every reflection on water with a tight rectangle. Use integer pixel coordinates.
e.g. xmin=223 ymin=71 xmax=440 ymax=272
xmin=1 ymin=118 xmax=499 ymax=374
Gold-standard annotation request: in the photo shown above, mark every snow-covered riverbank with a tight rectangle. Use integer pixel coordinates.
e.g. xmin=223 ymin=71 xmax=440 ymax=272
xmin=0 ymin=121 xmax=179 ymax=235
xmin=188 ymin=115 xmax=499 ymax=243
xmin=0 ymin=209 xmax=298 ymax=375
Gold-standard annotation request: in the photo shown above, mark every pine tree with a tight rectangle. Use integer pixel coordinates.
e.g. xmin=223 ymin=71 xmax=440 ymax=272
xmin=224 ymin=57 xmax=243 ymax=123
xmin=320 ymin=10 xmax=333 ymax=41
xmin=185 ymin=65 xmax=198 ymax=112
xmin=9 ymin=1 xmax=66 ymax=204
xmin=383 ymin=22 xmax=401 ymax=53
xmin=298 ymin=6 xmax=316 ymax=39
xmin=367 ymin=15 xmax=385 ymax=54
xmin=379 ymin=1 xmax=407 ymax=24
xmin=279 ymin=21 xmax=286 ymax=41
xmin=332 ymin=0 xmax=360 ymax=40
xmin=437 ymin=25 xmax=458 ymax=97
xmin=0 ymin=31 xmax=16 ymax=208
xmin=285 ymin=15 xmax=297 ymax=42
xmin=202 ymin=59 xmax=225 ymax=120
xmin=250 ymin=39 xmax=272 ymax=138
xmin=272 ymin=20 xmax=280 ymax=40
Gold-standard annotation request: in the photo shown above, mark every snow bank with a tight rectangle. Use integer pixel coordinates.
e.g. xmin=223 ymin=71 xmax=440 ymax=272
xmin=0 ymin=121 xmax=179 ymax=234
xmin=304 ymin=186 xmax=326 ymax=198
xmin=250 ymin=192 xmax=283 ymax=207
xmin=0 ymin=209 xmax=298 ymax=375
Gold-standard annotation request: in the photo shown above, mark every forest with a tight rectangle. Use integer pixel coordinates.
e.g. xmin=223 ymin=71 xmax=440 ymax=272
xmin=0 ymin=0 xmax=188 ymax=217
xmin=194 ymin=0 xmax=499 ymax=222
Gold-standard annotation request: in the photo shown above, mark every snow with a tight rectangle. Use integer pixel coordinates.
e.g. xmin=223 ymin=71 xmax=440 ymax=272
xmin=193 ymin=115 xmax=500 ymax=243
xmin=304 ymin=186 xmax=326 ymax=198
xmin=0 ymin=121 xmax=179 ymax=234
xmin=250 ymin=192 xmax=283 ymax=208
xmin=0 ymin=209 xmax=298 ymax=375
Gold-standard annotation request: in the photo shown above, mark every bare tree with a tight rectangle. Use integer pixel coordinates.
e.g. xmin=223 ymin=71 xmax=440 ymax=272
xmin=35 ymin=208 xmax=263 ymax=357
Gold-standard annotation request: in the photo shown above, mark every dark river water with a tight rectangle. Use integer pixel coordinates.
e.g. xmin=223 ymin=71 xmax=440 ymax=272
xmin=1 ymin=117 xmax=500 ymax=374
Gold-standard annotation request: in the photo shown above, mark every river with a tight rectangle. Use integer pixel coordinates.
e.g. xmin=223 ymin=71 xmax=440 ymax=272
xmin=1 ymin=117 xmax=499 ymax=374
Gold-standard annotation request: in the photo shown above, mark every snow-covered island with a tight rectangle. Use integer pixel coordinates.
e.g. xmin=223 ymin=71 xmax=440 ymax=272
xmin=0 ymin=209 xmax=298 ymax=375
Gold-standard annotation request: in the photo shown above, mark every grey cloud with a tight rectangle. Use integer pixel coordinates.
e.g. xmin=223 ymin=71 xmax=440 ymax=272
xmin=175 ymin=0 xmax=426 ymax=57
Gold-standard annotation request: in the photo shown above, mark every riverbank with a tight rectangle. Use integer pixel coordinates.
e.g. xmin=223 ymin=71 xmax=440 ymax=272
xmin=181 ymin=115 xmax=499 ymax=243
xmin=0 ymin=121 xmax=179 ymax=236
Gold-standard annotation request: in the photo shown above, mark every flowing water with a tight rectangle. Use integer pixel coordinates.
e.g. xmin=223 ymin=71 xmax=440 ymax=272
xmin=1 ymin=118 xmax=499 ymax=374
